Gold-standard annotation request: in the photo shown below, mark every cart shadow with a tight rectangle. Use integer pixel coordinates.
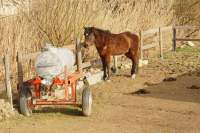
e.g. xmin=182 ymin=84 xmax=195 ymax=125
xmin=33 ymin=106 xmax=83 ymax=116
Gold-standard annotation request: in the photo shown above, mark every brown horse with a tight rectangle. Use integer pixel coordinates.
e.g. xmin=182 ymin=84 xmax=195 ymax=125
xmin=83 ymin=27 xmax=140 ymax=81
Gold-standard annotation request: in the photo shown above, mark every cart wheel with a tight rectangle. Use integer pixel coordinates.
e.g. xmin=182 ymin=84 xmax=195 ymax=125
xmin=19 ymin=86 xmax=32 ymax=116
xmin=82 ymin=87 xmax=92 ymax=116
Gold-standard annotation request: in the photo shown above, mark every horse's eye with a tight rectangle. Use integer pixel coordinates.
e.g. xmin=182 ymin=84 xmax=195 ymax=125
xmin=85 ymin=33 xmax=89 ymax=37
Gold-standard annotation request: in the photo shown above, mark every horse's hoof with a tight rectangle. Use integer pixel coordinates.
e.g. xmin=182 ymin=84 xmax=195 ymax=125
xmin=131 ymin=74 xmax=136 ymax=79
xmin=106 ymin=79 xmax=111 ymax=82
xmin=103 ymin=76 xmax=111 ymax=82
xmin=111 ymin=67 xmax=117 ymax=74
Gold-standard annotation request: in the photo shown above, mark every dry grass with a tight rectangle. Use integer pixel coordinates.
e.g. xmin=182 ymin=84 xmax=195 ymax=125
xmin=0 ymin=0 xmax=199 ymax=82
xmin=0 ymin=0 xmax=174 ymax=54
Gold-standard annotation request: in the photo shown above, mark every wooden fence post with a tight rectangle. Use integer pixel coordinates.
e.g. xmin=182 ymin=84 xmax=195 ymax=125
xmin=158 ymin=27 xmax=163 ymax=59
xmin=76 ymin=38 xmax=82 ymax=71
xmin=172 ymin=27 xmax=176 ymax=51
xmin=4 ymin=54 xmax=13 ymax=109
xmin=139 ymin=31 xmax=143 ymax=60
xmin=17 ymin=52 xmax=24 ymax=91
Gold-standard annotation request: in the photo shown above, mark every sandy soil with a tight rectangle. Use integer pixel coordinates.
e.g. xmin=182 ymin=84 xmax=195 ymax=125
xmin=0 ymin=50 xmax=200 ymax=133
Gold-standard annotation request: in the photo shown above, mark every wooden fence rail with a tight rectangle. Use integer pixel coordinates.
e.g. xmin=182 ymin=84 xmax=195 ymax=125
xmin=175 ymin=25 xmax=200 ymax=29
xmin=139 ymin=25 xmax=200 ymax=59
xmin=140 ymin=26 xmax=172 ymax=60
xmin=172 ymin=25 xmax=200 ymax=51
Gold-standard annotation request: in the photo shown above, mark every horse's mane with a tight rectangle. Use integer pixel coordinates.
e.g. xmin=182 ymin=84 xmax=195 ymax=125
xmin=92 ymin=27 xmax=111 ymax=35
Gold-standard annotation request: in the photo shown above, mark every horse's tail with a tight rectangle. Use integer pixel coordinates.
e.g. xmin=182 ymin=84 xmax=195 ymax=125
xmin=137 ymin=32 xmax=142 ymax=60
xmin=136 ymin=33 xmax=140 ymax=73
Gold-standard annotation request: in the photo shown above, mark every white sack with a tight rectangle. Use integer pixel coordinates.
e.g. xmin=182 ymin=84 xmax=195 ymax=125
xmin=35 ymin=45 xmax=75 ymax=81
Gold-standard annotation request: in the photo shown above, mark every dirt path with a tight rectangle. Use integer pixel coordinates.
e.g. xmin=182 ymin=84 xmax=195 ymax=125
xmin=1 ymin=74 xmax=200 ymax=133
xmin=0 ymin=51 xmax=200 ymax=133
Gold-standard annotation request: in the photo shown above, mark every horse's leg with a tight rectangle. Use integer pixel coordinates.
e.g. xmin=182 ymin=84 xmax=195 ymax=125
xmin=101 ymin=56 xmax=107 ymax=80
xmin=131 ymin=50 xmax=139 ymax=79
xmin=111 ymin=56 xmax=117 ymax=74
xmin=105 ymin=55 xmax=111 ymax=81
xmin=133 ymin=54 xmax=139 ymax=74
xmin=125 ymin=50 xmax=138 ymax=79
xmin=131 ymin=60 xmax=137 ymax=79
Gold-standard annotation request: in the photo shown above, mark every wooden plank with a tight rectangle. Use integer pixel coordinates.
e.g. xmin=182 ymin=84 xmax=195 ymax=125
xmin=76 ymin=38 xmax=82 ymax=71
xmin=17 ymin=52 xmax=24 ymax=91
xmin=4 ymin=54 xmax=13 ymax=109
xmin=139 ymin=31 xmax=143 ymax=60
xmin=172 ymin=28 xmax=176 ymax=51
xmin=142 ymin=28 xmax=159 ymax=36
xmin=160 ymin=26 xmax=172 ymax=32
xmin=142 ymin=43 xmax=157 ymax=50
xmin=72 ymin=61 xmax=91 ymax=71
xmin=159 ymin=27 xmax=163 ymax=59
xmin=175 ymin=25 xmax=200 ymax=30
xmin=176 ymin=38 xmax=200 ymax=41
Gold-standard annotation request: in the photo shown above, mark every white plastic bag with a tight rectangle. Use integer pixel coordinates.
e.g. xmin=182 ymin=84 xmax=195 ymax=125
xmin=35 ymin=44 xmax=75 ymax=81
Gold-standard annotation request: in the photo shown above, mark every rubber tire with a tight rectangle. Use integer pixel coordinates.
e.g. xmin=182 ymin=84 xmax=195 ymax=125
xmin=82 ymin=87 xmax=92 ymax=116
xmin=19 ymin=86 xmax=32 ymax=116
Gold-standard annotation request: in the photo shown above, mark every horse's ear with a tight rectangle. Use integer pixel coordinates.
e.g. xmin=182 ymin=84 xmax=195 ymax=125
xmin=83 ymin=26 xmax=88 ymax=30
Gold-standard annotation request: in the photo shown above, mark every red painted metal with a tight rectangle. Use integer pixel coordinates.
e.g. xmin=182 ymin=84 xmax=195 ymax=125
xmin=21 ymin=68 xmax=83 ymax=108
xmin=32 ymin=77 xmax=41 ymax=98
xmin=53 ymin=76 xmax=64 ymax=85
xmin=72 ymin=81 xmax=76 ymax=99
xmin=33 ymin=99 xmax=79 ymax=105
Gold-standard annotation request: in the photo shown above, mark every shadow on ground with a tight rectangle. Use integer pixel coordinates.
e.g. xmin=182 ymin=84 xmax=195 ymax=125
xmin=128 ymin=71 xmax=200 ymax=104
xmin=33 ymin=106 xmax=83 ymax=116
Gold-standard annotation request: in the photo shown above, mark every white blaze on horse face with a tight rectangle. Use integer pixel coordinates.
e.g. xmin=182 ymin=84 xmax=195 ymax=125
xmin=131 ymin=74 xmax=136 ymax=79
xmin=85 ymin=33 xmax=95 ymax=46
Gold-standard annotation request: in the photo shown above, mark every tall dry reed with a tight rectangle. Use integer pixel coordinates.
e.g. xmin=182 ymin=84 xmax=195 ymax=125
xmin=0 ymin=0 xmax=199 ymax=82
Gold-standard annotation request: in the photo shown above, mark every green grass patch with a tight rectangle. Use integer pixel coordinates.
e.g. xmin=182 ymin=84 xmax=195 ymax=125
xmin=176 ymin=46 xmax=200 ymax=53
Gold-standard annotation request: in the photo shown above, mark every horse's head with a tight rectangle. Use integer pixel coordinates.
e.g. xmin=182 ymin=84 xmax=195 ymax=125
xmin=83 ymin=27 xmax=95 ymax=48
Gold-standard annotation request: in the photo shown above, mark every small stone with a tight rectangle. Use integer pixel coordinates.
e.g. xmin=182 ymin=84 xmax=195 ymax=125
xmin=187 ymin=41 xmax=195 ymax=47
xmin=142 ymin=60 xmax=149 ymax=65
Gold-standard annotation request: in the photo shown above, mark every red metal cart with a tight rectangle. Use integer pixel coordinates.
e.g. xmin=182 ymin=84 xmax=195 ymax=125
xmin=19 ymin=68 xmax=92 ymax=116
xmin=18 ymin=43 xmax=92 ymax=117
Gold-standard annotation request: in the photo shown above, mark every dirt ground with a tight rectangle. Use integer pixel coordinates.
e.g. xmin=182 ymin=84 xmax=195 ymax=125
xmin=0 ymin=48 xmax=200 ymax=133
